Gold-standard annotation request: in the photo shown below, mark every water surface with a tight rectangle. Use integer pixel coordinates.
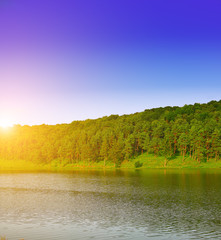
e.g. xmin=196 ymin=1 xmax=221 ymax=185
xmin=0 ymin=169 xmax=221 ymax=239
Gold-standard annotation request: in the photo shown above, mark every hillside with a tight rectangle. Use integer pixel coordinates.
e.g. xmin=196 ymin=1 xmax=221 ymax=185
xmin=0 ymin=100 xmax=221 ymax=169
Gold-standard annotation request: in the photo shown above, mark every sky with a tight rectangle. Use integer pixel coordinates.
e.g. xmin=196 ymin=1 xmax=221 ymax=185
xmin=0 ymin=0 xmax=221 ymax=126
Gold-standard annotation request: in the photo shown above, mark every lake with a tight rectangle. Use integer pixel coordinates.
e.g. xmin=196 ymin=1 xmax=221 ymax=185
xmin=0 ymin=169 xmax=221 ymax=239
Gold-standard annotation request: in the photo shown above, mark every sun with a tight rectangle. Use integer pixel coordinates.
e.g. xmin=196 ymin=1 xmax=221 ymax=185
xmin=0 ymin=118 xmax=14 ymax=129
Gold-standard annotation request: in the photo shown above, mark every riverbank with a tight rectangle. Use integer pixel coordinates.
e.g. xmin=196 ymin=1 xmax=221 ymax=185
xmin=0 ymin=153 xmax=221 ymax=172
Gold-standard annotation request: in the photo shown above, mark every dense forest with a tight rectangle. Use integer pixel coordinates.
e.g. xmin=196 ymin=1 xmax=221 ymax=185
xmin=0 ymin=100 xmax=221 ymax=167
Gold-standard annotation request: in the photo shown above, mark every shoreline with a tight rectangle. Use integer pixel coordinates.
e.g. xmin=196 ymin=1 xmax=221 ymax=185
xmin=1 ymin=154 xmax=221 ymax=172
xmin=0 ymin=164 xmax=221 ymax=173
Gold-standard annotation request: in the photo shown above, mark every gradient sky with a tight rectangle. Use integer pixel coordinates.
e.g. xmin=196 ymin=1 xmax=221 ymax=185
xmin=0 ymin=0 xmax=221 ymax=125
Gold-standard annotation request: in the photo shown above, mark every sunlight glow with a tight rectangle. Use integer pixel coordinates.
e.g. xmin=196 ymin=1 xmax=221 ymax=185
xmin=0 ymin=118 xmax=14 ymax=129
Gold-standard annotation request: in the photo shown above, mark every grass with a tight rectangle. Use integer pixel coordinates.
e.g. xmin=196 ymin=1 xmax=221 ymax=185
xmin=0 ymin=153 xmax=221 ymax=172
xmin=121 ymin=153 xmax=221 ymax=169
xmin=0 ymin=159 xmax=48 ymax=172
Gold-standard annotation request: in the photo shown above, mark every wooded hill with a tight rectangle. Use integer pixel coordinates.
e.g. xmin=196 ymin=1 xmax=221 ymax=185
xmin=0 ymin=100 xmax=221 ymax=167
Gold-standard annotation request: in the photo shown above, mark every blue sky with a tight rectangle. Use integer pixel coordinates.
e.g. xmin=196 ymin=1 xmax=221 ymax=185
xmin=0 ymin=0 xmax=220 ymax=125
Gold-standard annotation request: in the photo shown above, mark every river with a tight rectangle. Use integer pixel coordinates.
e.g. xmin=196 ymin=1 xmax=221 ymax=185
xmin=0 ymin=169 xmax=221 ymax=239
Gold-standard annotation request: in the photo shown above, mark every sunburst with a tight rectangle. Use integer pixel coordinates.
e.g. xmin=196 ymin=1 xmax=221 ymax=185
xmin=0 ymin=118 xmax=14 ymax=129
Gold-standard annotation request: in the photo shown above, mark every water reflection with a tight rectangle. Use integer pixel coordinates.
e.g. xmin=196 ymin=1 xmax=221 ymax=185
xmin=0 ymin=169 xmax=221 ymax=239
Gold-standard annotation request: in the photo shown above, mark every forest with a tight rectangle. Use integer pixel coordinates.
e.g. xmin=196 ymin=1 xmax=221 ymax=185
xmin=0 ymin=100 xmax=221 ymax=168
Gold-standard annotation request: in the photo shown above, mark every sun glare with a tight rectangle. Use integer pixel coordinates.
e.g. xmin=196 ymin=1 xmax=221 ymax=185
xmin=0 ymin=119 xmax=14 ymax=129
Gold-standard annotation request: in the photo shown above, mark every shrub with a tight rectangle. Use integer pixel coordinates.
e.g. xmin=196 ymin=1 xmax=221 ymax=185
xmin=134 ymin=161 xmax=143 ymax=168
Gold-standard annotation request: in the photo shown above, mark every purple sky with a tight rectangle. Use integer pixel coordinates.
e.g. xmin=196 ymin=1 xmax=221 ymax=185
xmin=0 ymin=0 xmax=221 ymax=125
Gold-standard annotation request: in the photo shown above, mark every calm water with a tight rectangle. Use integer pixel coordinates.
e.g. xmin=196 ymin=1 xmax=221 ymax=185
xmin=0 ymin=169 xmax=221 ymax=240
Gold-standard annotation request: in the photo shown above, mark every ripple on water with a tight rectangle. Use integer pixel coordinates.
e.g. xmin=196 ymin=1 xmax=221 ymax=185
xmin=0 ymin=170 xmax=221 ymax=240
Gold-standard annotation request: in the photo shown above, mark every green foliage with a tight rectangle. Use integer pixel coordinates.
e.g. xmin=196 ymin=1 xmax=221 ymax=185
xmin=0 ymin=100 xmax=220 ymax=169
xmin=134 ymin=161 xmax=143 ymax=168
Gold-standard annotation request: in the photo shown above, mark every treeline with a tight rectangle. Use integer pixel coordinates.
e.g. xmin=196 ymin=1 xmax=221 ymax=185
xmin=0 ymin=100 xmax=221 ymax=166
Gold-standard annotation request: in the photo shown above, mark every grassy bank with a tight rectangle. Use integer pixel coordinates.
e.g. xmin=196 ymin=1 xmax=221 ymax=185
xmin=1 ymin=153 xmax=221 ymax=172
xmin=121 ymin=153 xmax=221 ymax=169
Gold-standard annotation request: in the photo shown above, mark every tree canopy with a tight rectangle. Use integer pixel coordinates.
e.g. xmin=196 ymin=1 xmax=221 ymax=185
xmin=0 ymin=100 xmax=220 ymax=166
